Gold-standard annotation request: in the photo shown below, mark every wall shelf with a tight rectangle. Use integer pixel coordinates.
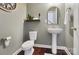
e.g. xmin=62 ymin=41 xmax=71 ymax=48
xmin=24 ymin=20 xmax=40 ymax=22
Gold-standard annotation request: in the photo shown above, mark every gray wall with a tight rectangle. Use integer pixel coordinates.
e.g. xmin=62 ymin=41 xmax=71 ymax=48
xmin=0 ymin=3 xmax=26 ymax=55
xmin=23 ymin=3 xmax=65 ymax=46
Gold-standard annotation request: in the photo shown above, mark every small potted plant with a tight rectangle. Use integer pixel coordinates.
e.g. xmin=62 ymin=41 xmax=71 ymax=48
xmin=27 ymin=14 xmax=33 ymax=21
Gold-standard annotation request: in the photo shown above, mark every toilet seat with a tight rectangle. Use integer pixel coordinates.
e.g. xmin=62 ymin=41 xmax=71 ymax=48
xmin=22 ymin=40 xmax=34 ymax=50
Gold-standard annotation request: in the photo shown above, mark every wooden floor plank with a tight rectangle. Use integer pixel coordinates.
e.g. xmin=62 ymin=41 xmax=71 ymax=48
xmin=17 ymin=47 xmax=67 ymax=55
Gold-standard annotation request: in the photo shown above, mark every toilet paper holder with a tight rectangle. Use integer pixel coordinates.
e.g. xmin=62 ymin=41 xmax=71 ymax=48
xmin=1 ymin=38 xmax=7 ymax=48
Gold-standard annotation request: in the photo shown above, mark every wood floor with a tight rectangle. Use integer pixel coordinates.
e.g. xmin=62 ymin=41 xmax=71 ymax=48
xmin=17 ymin=47 xmax=67 ymax=55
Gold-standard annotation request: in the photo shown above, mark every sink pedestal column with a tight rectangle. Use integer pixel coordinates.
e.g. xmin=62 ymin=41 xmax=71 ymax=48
xmin=52 ymin=33 xmax=57 ymax=54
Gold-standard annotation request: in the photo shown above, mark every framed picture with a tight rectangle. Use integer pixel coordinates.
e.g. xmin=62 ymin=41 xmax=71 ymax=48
xmin=0 ymin=3 xmax=17 ymax=12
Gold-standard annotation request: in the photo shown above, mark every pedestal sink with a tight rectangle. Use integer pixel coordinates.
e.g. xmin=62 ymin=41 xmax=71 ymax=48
xmin=48 ymin=27 xmax=63 ymax=54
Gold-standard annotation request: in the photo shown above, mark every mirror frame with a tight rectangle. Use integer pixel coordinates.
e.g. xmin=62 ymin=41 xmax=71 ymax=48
xmin=47 ymin=6 xmax=58 ymax=25
xmin=0 ymin=3 xmax=17 ymax=12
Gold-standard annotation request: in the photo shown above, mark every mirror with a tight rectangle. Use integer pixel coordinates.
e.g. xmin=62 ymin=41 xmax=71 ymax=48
xmin=47 ymin=7 xmax=58 ymax=24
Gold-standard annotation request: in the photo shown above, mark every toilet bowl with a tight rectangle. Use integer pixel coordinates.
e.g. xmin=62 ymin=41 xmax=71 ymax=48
xmin=22 ymin=40 xmax=34 ymax=55
xmin=22 ymin=31 xmax=37 ymax=55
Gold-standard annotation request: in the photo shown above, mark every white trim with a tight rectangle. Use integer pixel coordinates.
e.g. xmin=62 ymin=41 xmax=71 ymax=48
xmin=34 ymin=44 xmax=71 ymax=55
xmin=34 ymin=44 xmax=51 ymax=48
xmin=12 ymin=44 xmax=71 ymax=55
xmin=67 ymin=48 xmax=73 ymax=54
xmin=12 ymin=48 xmax=22 ymax=55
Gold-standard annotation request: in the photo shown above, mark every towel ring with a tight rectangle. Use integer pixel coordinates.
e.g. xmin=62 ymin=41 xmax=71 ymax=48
xmin=66 ymin=7 xmax=71 ymax=12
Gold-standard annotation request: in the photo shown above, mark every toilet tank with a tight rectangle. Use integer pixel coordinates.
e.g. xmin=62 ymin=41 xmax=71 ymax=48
xmin=29 ymin=31 xmax=37 ymax=40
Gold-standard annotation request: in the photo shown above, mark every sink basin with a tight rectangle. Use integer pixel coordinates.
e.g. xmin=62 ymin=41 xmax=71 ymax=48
xmin=48 ymin=27 xmax=63 ymax=54
xmin=48 ymin=27 xmax=63 ymax=34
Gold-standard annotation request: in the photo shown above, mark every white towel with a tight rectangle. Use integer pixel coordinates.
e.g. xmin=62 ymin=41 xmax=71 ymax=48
xmin=33 ymin=18 xmax=39 ymax=20
xmin=64 ymin=10 xmax=71 ymax=25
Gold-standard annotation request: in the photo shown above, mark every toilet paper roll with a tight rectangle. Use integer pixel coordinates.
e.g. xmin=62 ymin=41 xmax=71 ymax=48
xmin=5 ymin=40 xmax=10 ymax=47
xmin=4 ymin=36 xmax=11 ymax=47
xmin=6 ymin=36 xmax=12 ymax=40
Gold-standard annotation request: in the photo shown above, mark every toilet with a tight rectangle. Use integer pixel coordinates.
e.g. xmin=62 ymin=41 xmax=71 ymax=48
xmin=22 ymin=31 xmax=37 ymax=55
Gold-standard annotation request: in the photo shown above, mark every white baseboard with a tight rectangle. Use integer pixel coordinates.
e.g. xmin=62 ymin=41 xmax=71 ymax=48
xmin=67 ymin=48 xmax=73 ymax=54
xmin=12 ymin=44 xmax=71 ymax=55
xmin=12 ymin=48 xmax=22 ymax=55
xmin=34 ymin=44 xmax=71 ymax=55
